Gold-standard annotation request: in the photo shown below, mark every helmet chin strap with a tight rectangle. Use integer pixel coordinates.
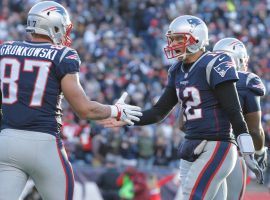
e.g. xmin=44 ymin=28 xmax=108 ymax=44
xmin=176 ymin=45 xmax=196 ymax=61
xmin=178 ymin=49 xmax=197 ymax=61
xmin=179 ymin=48 xmax=206 ymax=62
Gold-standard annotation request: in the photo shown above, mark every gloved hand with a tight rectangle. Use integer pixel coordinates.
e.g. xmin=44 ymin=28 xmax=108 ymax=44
xmin=237 ymin=133 xmax=264 ymax=184
xmin=255 ymin=147 xmax=268 ymax=170
xmin=194 ymin=140 xmax=207 ymax=155
xmin=110 ymin=92 xmax=142 ymax=126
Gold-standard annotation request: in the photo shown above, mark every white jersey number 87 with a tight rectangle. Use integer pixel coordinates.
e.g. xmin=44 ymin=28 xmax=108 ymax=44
xmin=0 ymin=58 xmax=51 ymax=106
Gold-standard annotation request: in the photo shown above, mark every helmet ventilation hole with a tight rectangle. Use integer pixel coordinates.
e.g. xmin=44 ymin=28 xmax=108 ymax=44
xmin=54 ymin=27 xmax=59 ymax=33
xmin=47 ymin=12 xmax=50 ymax=16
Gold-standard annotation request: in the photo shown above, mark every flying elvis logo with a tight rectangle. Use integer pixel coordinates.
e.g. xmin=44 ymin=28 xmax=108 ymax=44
xmin=66 ymin=54 xmax=78 ymax=60
xmin=214 ymin=61 xmax=234 ymax=77
xmin=187 ymin=18 xmax=201 ymax=32
xmin=229 ymin=40 xmax=245 ymax=49
xmin=187 ymin=18 xmax=201 ymax=27
xmin=65 ymin=53 xmax=81 ymax=64
xmin=42 ymin=6 xmax=67 ymax=16
xmin=252 ymin=83 xmax=265 ymax=91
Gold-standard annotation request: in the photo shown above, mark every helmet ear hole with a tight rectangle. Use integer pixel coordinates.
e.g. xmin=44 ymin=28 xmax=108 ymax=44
xmin=47 ymin=12 xmax=50 ymax=16
xmin=54 ymin=27 xmax=59 ymax=33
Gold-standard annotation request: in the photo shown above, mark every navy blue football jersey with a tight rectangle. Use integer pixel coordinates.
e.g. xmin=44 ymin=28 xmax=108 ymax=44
xmin=236 ymin=71 xmax=265 ymax=114
xmin=167 ymin=52 xmax=239 ymax=140
xmin=0 ymin=41 xmax=81 ymax=136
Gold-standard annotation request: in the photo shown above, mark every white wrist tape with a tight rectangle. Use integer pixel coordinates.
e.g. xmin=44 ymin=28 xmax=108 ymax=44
xmin=237 ymin=133 xmax=255 ymax=155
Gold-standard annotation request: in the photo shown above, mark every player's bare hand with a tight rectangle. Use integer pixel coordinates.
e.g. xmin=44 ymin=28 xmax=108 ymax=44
xmin=97 ymin=118 xmax=128 ymax=128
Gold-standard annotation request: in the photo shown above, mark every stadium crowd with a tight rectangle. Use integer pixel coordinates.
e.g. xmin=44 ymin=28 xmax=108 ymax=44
xmin=1 ymin=0 xmax=270 ymax=194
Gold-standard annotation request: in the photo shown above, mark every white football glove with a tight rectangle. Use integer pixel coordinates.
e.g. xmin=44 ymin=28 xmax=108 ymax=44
xmin=194 ymin=140 xmax=207 ymax=155
xmin=237 ymin=133 xmax=264 ymax=184
xmin=255 ymin=147 xmax=268 ymax=170
xmin=110 ymin=92 xmax=142 ymax=126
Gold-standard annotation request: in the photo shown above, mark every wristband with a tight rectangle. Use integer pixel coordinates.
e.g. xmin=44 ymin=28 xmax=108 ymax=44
xmin=110 ymin=105 xmax=118 ymax=118
xmin=237 ymin=133 xmax=255 ymax=155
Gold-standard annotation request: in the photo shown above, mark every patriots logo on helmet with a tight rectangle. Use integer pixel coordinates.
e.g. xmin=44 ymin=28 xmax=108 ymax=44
xmin=42 ymin=6 xmax=67 ymax=17
xmin=214 ymin=61 xmax=234 ymax=77
xmin=187 ymin=18 xmax=201 ymax=33
xmin=187 ymin=18 xmax=201 ymax=26
xmin=229 ymin=41 xmax=244 ymax=49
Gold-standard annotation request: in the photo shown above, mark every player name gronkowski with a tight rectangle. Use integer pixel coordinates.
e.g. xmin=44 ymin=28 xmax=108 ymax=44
xmin=0 ymin=44 xmax=58 ymax=60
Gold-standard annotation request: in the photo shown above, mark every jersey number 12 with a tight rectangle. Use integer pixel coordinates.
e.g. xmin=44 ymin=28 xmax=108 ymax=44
xmin=182 ymin=87 xmax=202 ymax=120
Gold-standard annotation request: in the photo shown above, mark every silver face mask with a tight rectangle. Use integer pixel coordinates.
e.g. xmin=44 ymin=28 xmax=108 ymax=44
xmin=164 ymin=15 xmax=209 ymax=60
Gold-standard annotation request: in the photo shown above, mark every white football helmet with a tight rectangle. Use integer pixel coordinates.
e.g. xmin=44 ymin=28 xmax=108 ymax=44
xmin=164 ymin=15 xmax=209 ymax=60
xmin=26 ymin=1 xmax=73 ymax=46
xmin=213 ymin=38 xmax=249 ymax=71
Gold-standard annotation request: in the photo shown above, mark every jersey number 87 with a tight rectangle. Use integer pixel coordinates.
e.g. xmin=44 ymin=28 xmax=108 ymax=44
xmin=0 ymin=58 xmax=51 ymax=106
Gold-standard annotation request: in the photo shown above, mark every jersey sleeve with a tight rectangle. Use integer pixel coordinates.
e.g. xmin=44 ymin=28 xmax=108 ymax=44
xmin=246 ymin=73 xmax=265 ymax=96
xmin=244 ymin=90 xmax=261 ymax=114
xmin=166 ymin=63 xmax=178 ymax=88
xmin=55 ymin=47 xmax=81 ymax=80
xmin=208 ymin=54 xmax=239 ymax=89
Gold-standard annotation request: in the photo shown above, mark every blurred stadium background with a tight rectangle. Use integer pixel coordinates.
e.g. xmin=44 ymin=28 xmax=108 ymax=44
xmin=1 ymin=0 xmax=270 ymax=199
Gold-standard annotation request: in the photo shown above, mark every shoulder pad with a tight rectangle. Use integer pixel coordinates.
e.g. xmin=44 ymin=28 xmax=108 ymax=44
xmin=59 ymin=47 xmax=81 ymax=65
xmin=212 ymin=52 xmax=234 ymax=65
xmin=205 ymin=52 xmax=236 ymax=84
xmin=246 ymin=72 xmax=265 ymax=96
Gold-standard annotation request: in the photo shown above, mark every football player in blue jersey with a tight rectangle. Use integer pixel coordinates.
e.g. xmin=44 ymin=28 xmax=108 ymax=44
xmin=213 ymin=37 xmax=267 ymax=200
xmin=0 ymin=1 xmax=142 ymax=200
xmin=99 ymin=15 xmax=263 ymax=199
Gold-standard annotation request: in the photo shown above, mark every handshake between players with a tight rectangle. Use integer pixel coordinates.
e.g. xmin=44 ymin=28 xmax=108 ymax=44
xmin=109 ymin=92 xmax=142 ymax=126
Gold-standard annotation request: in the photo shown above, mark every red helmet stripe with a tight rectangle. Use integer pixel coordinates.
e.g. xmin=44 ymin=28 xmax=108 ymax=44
xmin=42 ymin=6 xmax=58 ymax=12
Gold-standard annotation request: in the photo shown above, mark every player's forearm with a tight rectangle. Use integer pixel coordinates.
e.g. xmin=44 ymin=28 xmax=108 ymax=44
xmin=134 ymin=108 xmax=169 ymax=125
xmin=244 ymin=110 xmax=264 ymax=150
xmin=214 ymin=81 xmax=249 ymax=137
xmin=75 ymin=101 xmax=111 ymax=120
xmin=134 ymin=87 xmax=178 ymax=125
xmin=250 ymin=127 xmax=265 ymax=151
xmin=61 ymin=74 xmax=116 ymax=120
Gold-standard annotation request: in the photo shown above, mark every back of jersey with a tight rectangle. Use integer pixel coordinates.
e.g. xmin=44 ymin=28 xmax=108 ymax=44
xmin=0 ymin=41 xmax=80 ymax=136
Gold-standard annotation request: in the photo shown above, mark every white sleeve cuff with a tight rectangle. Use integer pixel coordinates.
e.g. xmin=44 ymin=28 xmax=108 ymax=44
xmin=237 ymin=133 xmax=255 ymax=155
xmin=110 ymin=105 xmax=118 ymax=118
